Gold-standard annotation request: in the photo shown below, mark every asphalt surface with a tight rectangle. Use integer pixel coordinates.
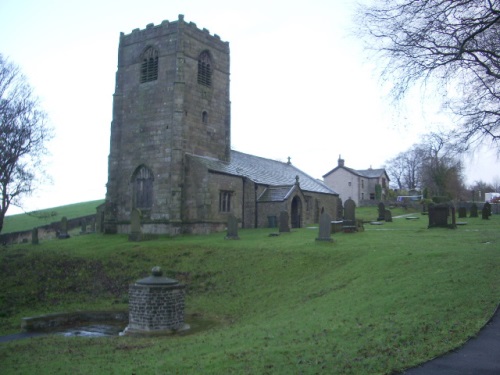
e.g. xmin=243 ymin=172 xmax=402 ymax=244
xmin=401 ymin=305 xmax=500 ymax=375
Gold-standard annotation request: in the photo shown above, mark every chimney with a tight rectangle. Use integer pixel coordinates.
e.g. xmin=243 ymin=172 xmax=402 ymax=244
xmin=338 ymin=155 xmax=345 ymax=167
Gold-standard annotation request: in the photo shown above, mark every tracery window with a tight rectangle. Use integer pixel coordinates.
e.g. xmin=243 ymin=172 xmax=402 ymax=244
xmin=133 ymin=165 xmax=154 ymax=209
xmin=197 ymin=50 xmax=212 ymax=87
xmin=140 ymin=47 xmax=159 ymax=83
xmin=219 ymin=190 xmax=232 ymax=212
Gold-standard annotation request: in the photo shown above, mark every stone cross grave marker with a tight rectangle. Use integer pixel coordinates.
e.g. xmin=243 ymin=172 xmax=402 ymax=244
xmin=279 ymin=211 xmax=290 ymax=233
xmin=225 ymin=214 xmax=240 ymax=240
xmin=316 ymin=212 xmax=333 ymax=242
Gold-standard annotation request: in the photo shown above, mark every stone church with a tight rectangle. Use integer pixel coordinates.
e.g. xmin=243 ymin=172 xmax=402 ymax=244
xmin=103 ymin=15 xmax=339 ymax=235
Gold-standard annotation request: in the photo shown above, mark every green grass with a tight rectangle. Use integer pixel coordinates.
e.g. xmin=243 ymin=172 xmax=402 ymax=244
xmin=0 ymin=208 xmax=498 ymax=374
xmin=2 ymin=200 xmax=104 ymax=233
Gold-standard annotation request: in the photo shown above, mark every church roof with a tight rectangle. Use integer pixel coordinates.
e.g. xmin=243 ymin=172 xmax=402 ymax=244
xmin=189 ymin=150 xmax=337 ymax=195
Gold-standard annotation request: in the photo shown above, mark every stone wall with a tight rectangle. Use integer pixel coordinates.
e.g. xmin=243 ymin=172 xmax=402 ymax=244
xmin=127 ymin=284 xmax=186 ymax=332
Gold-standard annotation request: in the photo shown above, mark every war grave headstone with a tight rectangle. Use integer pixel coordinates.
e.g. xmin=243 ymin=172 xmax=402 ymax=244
xmin=377 ymin=202 xmax=385 ymax=221
xmin=31 ymin=227 xmax=39 ymax=245
xmin=482 ymin=202 xmax=492 ymax=219
xmin=279 ymin=211 xmax=290 ymax=233
xmin=470 ymin=203 xmax=478 ymax=218
xmin=128 ymin=208 xmax=143 ymax=242
xmin=58 ymin=216 xmax=70 ymax=239
xmin=225 ymin=214 xmax=240 ymax=240
xmin=343 ymin=198 xmax=357 ymax=233
xmin=458 ymin=207 xmax=467 ymax=218
xmin=384 ymin=209 xmax=392 ymax=222
xmin=316 ymin=212 xmax=333 ymax=242
xmin=428 ymin=204 xmax=453 ymax=228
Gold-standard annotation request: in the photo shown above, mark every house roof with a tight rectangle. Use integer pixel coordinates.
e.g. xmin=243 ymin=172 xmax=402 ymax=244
xmin=189 ymin=150 xmax=338 ymax=195
xmin=323 ymin=165 xmax=389 ymax=180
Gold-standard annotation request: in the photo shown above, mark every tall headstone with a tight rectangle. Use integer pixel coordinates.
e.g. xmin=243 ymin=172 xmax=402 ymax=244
xmin=279 ymin=211 xmax=290 ymax=233
xmin=225 ymin=214 xmax=240 ymax=240
xmin=336 ymin=199 xmax=343 ymax=221
xmin=482 ymin=202 xmax=492 ymax=219
xmin=316 ymin=212 xmax=333 ymax=242
xmin=377 ymin=202 xmax=385 ymax=221
xmin=458 ymin=207 xmax=467 ymax=218
xmin=31 ymin=227 xmax=39 ymax=245
xmin=344 ymin=199 xmax=356 ymax=223
xmin=470 ymin=203 xmax=478 ymax=218
xmin=58 ymin=216 xmax=70 ymax=239
xmin=128 ymin=208 xmax=143 ymax=242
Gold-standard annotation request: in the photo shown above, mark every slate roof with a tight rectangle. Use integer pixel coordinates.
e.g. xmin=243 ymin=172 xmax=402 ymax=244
xmin=323 ymin=166 xmax=388 ymax=180
xmin=257 ymin=185 xmax=295 ymax=202
xmin=189 ymin=150 xmax=337 ymax=195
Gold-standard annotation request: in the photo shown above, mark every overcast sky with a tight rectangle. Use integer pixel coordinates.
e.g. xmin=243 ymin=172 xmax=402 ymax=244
xmin=2 ymin=0 xmax=499 ymax=215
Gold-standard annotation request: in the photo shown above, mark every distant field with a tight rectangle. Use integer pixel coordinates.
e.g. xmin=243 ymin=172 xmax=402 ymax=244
xmin=2 ymin=199 xmax=104 ymax=234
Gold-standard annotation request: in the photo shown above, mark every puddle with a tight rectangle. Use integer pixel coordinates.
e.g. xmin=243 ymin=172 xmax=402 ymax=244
xmin=55 ymin=321 xmax=126 ymax=337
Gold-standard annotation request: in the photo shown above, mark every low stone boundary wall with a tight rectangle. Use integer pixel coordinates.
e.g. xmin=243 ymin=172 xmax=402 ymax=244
xmin=21 ymin=310 xmax=128 ymax=332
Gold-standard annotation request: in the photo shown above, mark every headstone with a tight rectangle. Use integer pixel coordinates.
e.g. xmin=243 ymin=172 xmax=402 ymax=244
xmin=377 ymin=202 xmax=385 ymax=221
xmin=336 ymin=199 xmax=343 ymax=221
xmin=279 ymin=211 xmax=290 ymax=233
xmin=458 ymin=207 xmax=467 ymax=218
xmin=428 ymin=204 xmax=450 ymax=228
xmin=128 ymin=208 xmax=142 ymax=241
xmin=225 ymin=214 xmax=240 ymax=240
xmin=31 ymin=227 xmax=39 ymax=245
xmin=470 ymin=203 xmax=478 ymax=218
xmin=316 ymin=212 xmax=333 ymax=242
xmin=80 ymin=218 xmax=87 ymax=234
xmin=482 ymin=202 xmax=492 ymax=219
xmin=58 ymin=216 xmax=70 ymax=239
xmin=384 ymin=209 xmax=392 ymax=222
xmin=343 ymin=199 xmax=356 ymax=232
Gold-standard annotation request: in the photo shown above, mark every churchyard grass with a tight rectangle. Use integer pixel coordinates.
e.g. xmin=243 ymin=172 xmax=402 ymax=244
xmin=0 ymin=210 xmax=498 ymax=374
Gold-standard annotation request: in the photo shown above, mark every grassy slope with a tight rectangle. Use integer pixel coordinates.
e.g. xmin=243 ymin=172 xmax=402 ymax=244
xmin=0 ymin=208 xmax=498 ymax=374
xmin=2 ymin=200 xmax=104 ymax=234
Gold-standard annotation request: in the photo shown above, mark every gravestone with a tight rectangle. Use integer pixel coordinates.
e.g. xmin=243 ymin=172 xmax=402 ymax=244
xmin=336 ymin=199 xmax=343 ymax=221
xmin=482 ymin=202 xmax=492 ymax=219
xmin=377 ymin=202 xmax=385 ymax=221
xmin=384 ymin=209 xmax=392 ymax=222
xmin=128 ymin=208 xmax=143 ymax=241
xmin=458 ymin=207 xmax=467 ymax=218
xmin=58 ymin=216 xmax=70 ymax=239
xmin=428 ymin=204 xmax=450 ymax=228
xmin=225 ymin=214 xmax=240 ymax=240
xmin=470 ymin=203 xmax=478 ymax=218
xmin=31 ymin=227 xmax=39 ymax=245
xmin=316 ymin=212 xmax=333 ymax=242
xmin=343 ymin=199 xmax=356 ymax=232
xmin=279 ymin=211 xmax=290 ymax=233
xmin=80 ymin=218 xmax=87 ymax=234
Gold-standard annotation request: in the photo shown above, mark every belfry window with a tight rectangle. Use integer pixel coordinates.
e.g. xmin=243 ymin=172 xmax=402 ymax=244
xmin=197 ymin=51 xmax=212 ymax=87
xmin=140 ymin=47 xmax=159 ymax=83
xmin=133 ymin=166 xmax=154 ymax=209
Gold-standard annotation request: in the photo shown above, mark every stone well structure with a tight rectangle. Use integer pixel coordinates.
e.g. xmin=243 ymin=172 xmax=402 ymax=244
xmin=123 ymin=266 xmax=188 ymax=336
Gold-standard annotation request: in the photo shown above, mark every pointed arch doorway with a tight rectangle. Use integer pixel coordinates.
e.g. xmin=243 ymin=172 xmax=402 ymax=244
xmin=291 ymin=196 xmax=302 ymax=228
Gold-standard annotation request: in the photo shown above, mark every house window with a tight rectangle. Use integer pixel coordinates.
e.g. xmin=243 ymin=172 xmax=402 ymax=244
xmin=219 ymin=191 xmax=232 ymax=212
xmin=382 ymin=178 xmax=386 ymax=188
xmin=361 ymin=193 xmax=365 ymax=200
xmin=198 ymin=50 xmax=212 ymax=87
xmin=140 ymin=47 xmax=159 ymax=83
xmin=133 ymin=166 xmax=154 ymax=209
xmin=361 ymin=179 xmax=364 ymax=189
xmin=348 ymin=182 xmax=352 ymax=186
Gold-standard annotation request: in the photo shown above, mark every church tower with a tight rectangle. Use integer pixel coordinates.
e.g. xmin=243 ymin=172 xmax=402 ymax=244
xmin=104 ymin=15 xmax=230 ymax=234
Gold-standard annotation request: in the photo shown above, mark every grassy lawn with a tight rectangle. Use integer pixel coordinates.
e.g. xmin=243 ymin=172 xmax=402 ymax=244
xmin=0 ymin=206 xmax=498 ymax=374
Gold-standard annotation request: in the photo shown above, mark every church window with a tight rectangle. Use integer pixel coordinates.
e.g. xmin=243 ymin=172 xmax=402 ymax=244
xmin=197 ymin=51 xmax=212 ymax=87
xmin=140 ymin=47 xmax=159 ymax=83
xmin=133 ymin=166 xmax=154 ymax=209
xmin=219 ymin=191 xmax=232 ymax=212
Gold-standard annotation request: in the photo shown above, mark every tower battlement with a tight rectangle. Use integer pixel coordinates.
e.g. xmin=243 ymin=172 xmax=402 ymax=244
xmin=119 ymin=14 xmax=228 ymax=47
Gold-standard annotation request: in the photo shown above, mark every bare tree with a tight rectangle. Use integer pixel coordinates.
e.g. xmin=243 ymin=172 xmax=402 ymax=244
xmin=0 ymin=54 xmax=52 ymax=233
xmin=356 ymin=0 xmax=500 ymax=151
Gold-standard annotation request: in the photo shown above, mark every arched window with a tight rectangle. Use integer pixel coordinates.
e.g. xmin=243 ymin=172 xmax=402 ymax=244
xmin=140 ymin=47 xmax=159 ymax=83
xmin=197 ymin=50 xmax=212 ymax=87
xmin=133 ymin=165 xmax=154 ymax=209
